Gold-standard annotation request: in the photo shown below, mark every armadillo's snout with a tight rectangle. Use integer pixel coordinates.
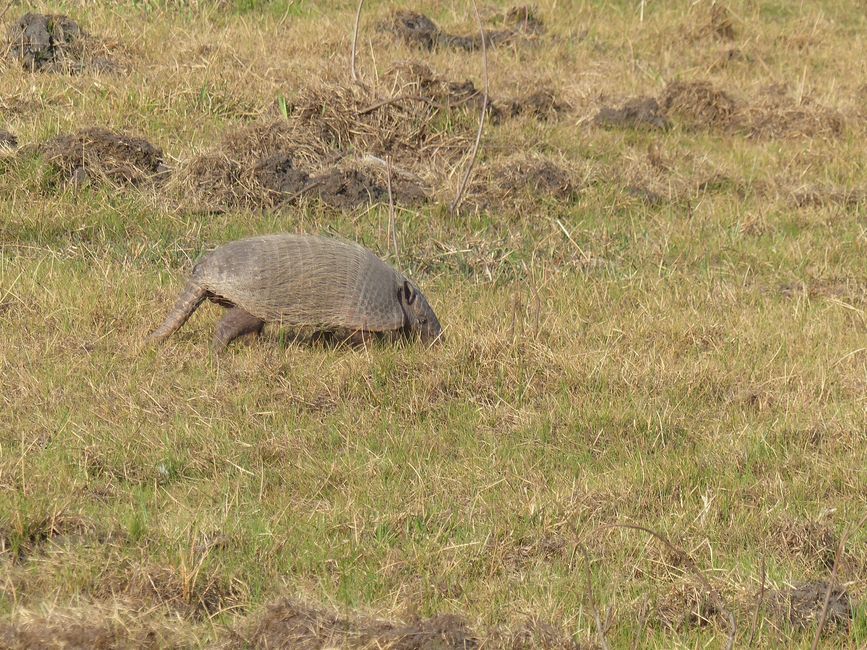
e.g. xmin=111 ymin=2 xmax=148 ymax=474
xmin=422 ymin=311 xmax=443 ymax=345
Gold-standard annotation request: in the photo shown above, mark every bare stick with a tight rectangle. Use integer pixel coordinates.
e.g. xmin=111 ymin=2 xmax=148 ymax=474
xmin=578 ymin=544 xmax=610 ymax=650
xmin=350 ymin=0 xmax=366 ymax=83
xmin=386 ymin=155 xmax=399 ymax=268
xmin=609 ymin=523 xmax=737 ymax=649
xmin=450 ymin=0 xmax=489 ymax=214
xmin=811 ymin=511 xmax=867 ymax=650
xmin=748 ymin=556 xmax=766 ymax=646
xmin=0 ymin=1 xmax=14 ymax=23
xmin=631 ymin=594 xmax=650 ymax=650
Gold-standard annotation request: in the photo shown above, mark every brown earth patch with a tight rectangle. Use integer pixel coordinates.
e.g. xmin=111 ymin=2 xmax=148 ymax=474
xmin=39 ymin=127 xmax=167 ymax=186
xmin=765 ymin=581 xmax=853 ymax=631
xmin=6 ymin=13 xmax=118 ymax=74
xmin=311 ymin=165 xmax=427 ymax=211
xmin=379 ymin=6 xmax=544 ymax=52
xmin=660 ymin=80 xmax=738 ymax=129
xmin=508 ymin=87 xmax=571 ymax=121
xmin=594 ymin=96 xmax=671 ymax=130
xmin=239 ymin=599 xmax=478 ymax=649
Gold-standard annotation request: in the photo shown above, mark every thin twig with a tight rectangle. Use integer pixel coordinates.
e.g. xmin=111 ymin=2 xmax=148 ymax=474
xmin=578 ymin=544 xmax=610 ymax=650
xmin=386 ymin=155 xmax=399 ymax=268
xmin=0 ymin=1 xmax=14 ymax=23
xmin=631 ymin=594 xmax=650 ymax=650
xmin=350 ymin=0 xmax=366 ymax=83
xmin=450 ymin=0 xmax=489 ymax=214
xmin=748 ymin=556 xmax=766 ymax=646
xmin=271 ymin=179 xmax=322 ymax=211
xmin=609 ymin=523 xmax=737 ymax=650
xmin=811 ymin=511 xmax=867 ymax=650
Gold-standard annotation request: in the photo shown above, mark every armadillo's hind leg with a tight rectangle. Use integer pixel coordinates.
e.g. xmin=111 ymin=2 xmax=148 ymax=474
xmin=212 ymin=307 xmax=265 ymax=351
xmin=148 ymin=281 xmax=208 ymax=344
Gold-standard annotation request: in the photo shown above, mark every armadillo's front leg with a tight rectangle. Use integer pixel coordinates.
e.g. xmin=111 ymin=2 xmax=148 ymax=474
xmin=212 ymin=307 xmax=265 ymax=350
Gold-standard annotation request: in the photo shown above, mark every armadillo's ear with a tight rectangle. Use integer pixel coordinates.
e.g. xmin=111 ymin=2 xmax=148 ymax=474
xmin=403 ymin=280 xmax=416 ymax=305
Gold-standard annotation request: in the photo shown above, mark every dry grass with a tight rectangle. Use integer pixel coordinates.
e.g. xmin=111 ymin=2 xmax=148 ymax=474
xmin=1 ymin=0 xmax=866 ymax=648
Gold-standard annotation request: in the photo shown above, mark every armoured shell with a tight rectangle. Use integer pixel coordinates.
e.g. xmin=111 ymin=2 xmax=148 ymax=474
xmin=149 ymin=234 xmax=442 ymax=347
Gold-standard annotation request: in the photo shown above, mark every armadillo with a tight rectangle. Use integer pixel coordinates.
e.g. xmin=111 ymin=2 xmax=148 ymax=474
xmin=149 ymin=233 xmax=442 ymax=349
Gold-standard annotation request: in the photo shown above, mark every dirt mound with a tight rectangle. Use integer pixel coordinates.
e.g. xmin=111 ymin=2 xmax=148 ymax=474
xmin=739 ymin=87 xmax=845 ymax=139
xmin=660 ymin=80 xmax=738 ymax=129
xmin=0 ymin=605 xmax=192 ymax=650
xmin=254 ymin=151 xmax=311 ymax=196
xmin=6 ymin=13 xmax=116 ymax=73
xmin=380 ymin=62 xmax=495 ymax=120
xmin=244 ymin=599 xmax=478 ymax=649
xmin=0 ymin=130 xmax=17 ymax=151
xmin=766 ymin=581 xmax=853 ymax=630
xmin=469 ymin=153 xmax=582 ymax=212
xmin=40 ymin=127 xmax=167 ymax=186
xmin=7 ymin=13 xmax=81 ymax=71
xmin=311 ymin=165 xmax=427 ymax=211
xmin=594 ymin=96 xmax=671 ymax=130
xmin=379 ymin=6 xmax=544 ymax=51
xmin=180 ymin=68 xmax=498 ymax=210
xmin=178 ymin=117 xmax=429 ymax=212
xmin=508 ymin=87 xmax=571 ymax=121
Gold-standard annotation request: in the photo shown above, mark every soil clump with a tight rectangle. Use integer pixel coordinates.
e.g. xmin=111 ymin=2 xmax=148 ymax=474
xmin=6 ymin=13 xmax=116 ymax=73
xmin=40 ymin=128 xmax=167 ymax=186
xmin=594 ymin=97 xmax=671 ymax=130
xmin=243 ymin=599 xmax=478 ymax=649
xmin=379 ymin=6 xmax=544 ymax=52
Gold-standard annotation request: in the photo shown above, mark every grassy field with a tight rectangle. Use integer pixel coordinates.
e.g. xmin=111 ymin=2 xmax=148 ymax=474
xmin=1 ymin=0 xmax=865 ymax=647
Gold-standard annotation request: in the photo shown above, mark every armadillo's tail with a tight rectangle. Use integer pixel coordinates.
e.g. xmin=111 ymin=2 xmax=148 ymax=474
xmin=148 ymin=280 xmax=208 ymax=344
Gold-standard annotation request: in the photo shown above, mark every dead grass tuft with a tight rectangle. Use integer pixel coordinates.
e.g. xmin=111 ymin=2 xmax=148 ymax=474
xmin=492 ymin=617 xmax=587 ymax=649
xmin=655 ymin=578 xmax=730 ymax=632
xmin=691 ymin=3 xmax=738 ymax=42
xmin=771 ymin=518 xmax=839 ymax=570
xmin=112 ymin=562 xmax=249 ymax=620
xmin=0 ymin=509 xmax=92 ymax=563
